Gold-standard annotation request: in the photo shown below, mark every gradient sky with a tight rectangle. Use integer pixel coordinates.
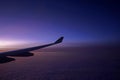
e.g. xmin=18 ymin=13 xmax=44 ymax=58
xmin=0 ymin=0 xmax=120 ymax=47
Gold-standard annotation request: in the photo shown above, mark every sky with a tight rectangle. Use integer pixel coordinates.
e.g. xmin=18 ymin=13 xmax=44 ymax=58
xmin=0 ymin=0 xmax=120 ymax=47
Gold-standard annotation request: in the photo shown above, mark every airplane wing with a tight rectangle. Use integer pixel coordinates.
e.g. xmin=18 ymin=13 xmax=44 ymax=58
xmin=0 ymin=37 xmax=64 ymax=57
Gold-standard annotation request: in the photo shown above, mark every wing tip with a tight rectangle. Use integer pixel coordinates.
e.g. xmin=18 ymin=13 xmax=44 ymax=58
xmin=54 ymin=36 xmax=64 ymax=44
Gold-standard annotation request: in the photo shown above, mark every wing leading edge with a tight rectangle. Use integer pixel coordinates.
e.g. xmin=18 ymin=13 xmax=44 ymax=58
xmin=0 ymin=37 xmax=64 ymax=57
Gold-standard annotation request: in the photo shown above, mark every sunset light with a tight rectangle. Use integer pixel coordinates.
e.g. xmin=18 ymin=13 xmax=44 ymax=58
xmin=0 ymin=0 xmax=119 ymax=80
xmin=0 ymin=40 xmax=27 ymax=48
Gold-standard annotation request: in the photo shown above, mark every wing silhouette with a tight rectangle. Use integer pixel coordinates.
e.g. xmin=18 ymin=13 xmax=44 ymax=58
xmin=0 ymin=37 xmax=64 ymax=63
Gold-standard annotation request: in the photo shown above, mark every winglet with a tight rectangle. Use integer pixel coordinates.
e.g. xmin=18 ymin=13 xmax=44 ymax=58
xmin=54 ymin=37 xmax=64 ymax=44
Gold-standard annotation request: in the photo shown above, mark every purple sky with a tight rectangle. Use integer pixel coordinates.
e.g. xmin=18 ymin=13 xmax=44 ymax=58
xmin=0 ymin=0 xmax=119 ymax=47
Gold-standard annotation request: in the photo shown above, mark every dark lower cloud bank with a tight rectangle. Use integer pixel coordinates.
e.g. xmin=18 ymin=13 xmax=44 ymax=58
xmin=0 ymin=44 xmax=120 ymax=80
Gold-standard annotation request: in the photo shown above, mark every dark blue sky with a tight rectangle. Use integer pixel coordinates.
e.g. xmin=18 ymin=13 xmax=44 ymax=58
xmin=0 ymin=0 xmax=119 ymax=46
